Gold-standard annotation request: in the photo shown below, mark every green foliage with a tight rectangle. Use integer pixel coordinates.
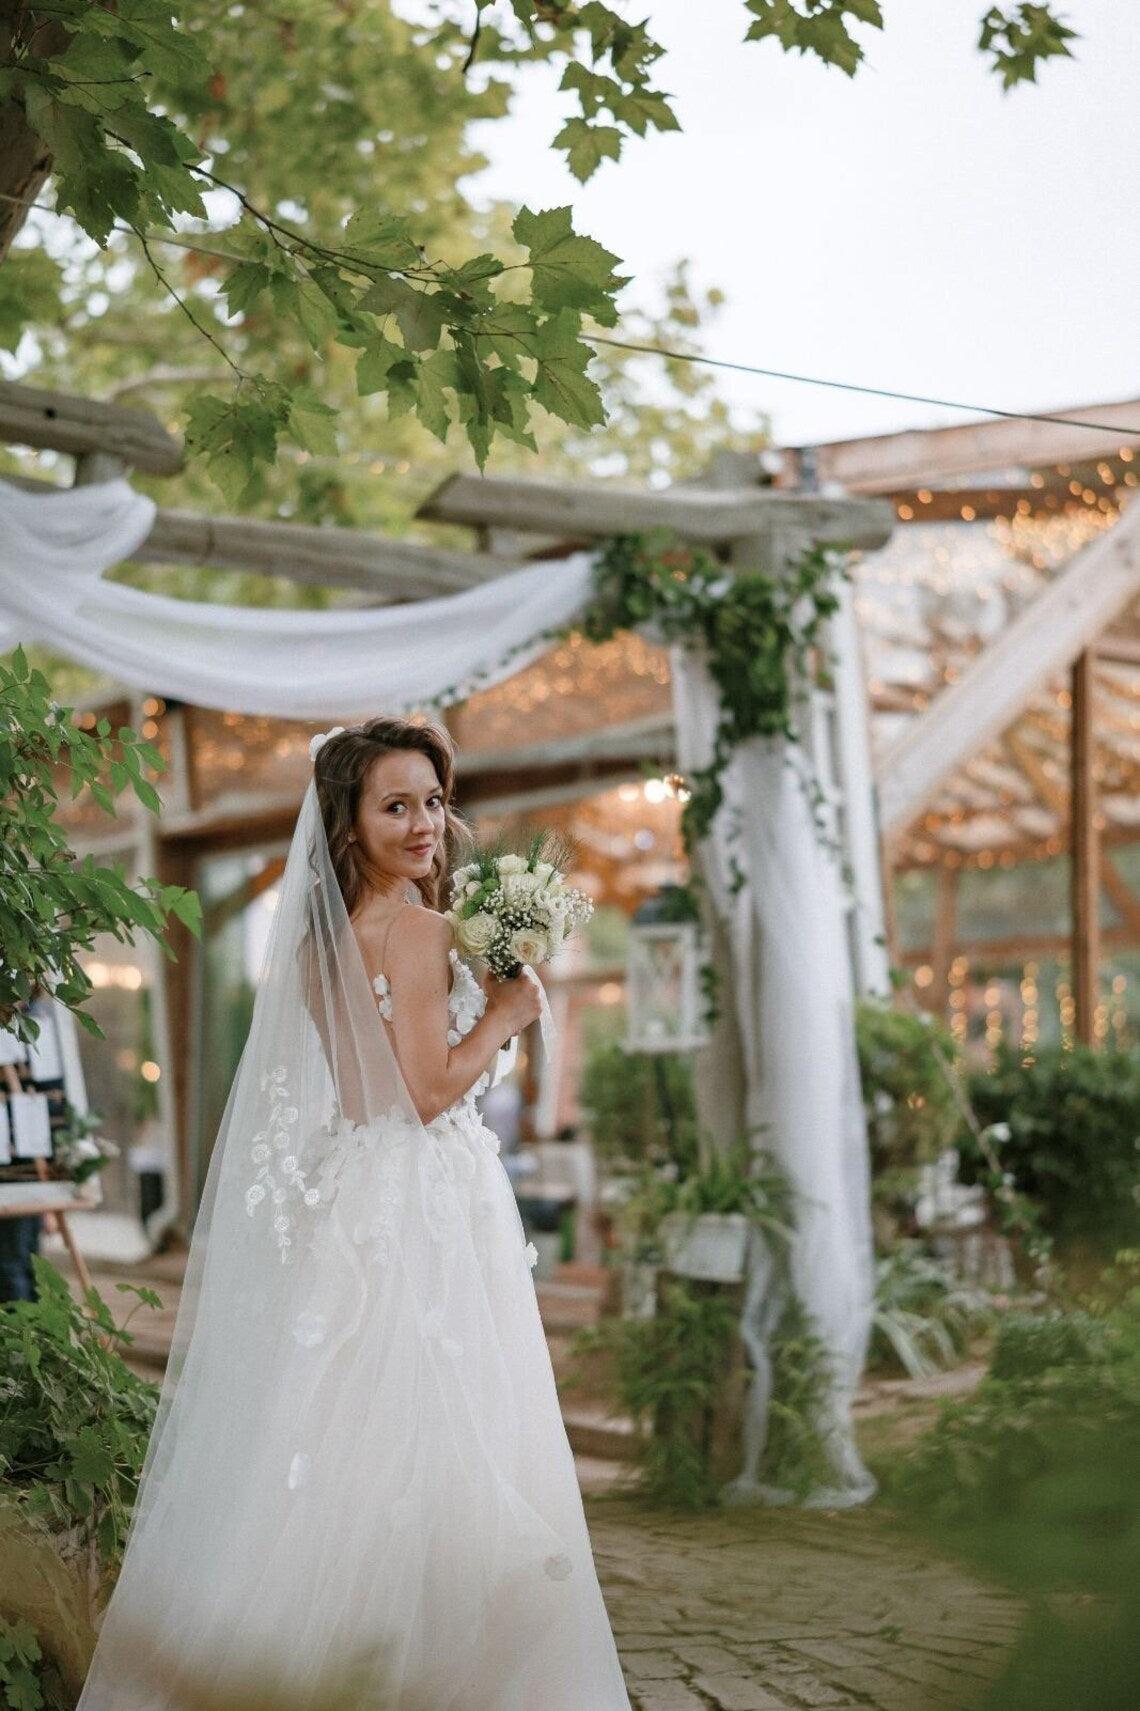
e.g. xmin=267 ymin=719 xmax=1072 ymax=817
xmin=978 ymin=4 xmax=1079 ymax=89
xmin=593 ymin=1141 xmax=831 ymax=1504
xmin=0 ymin=1618 xmax=43 ymax=1711
xmin=744 ymin=0 xmax=884 ymax=77
xmin=1 ymin=3 xmax=1078 ymax=501
xmin=870 ymin=1243 xmax=992 ymax=1378
xmin=888 ymin=1288 xmax=1139 ymax=1536
xmin=0 ymin=647 xmax=201 ymax=1042
xmin=759 ymin=1290 xmax=837 ymax=1499
xmin=886 ymin=1272 xmax=1140 ymax=1711
xmin=0 ymin=1257 xmax=159 ymax=1583
xmin=961 ymin=1042 xmax=1140 ymax=1255
xmin=855 ymin=999 xmax=962 ymax=1169
xmin=581 ymin=532 xmax=846 ymax=880
xmin=580 ymin=1277 xmax=740 ymax=1509
xmin=987 ymin=1308 xmax=1109 ymax=1381
xmin=579 ymin=1040 xmax=697 ymax=1172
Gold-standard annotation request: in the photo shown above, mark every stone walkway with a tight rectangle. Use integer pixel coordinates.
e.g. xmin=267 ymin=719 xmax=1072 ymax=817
xmin=588 ymin=1497 xmax=1023 ymax=1711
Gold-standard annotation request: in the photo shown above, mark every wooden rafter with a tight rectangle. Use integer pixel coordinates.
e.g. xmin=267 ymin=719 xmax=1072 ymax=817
xmin=877 ymin=499 xmax=1140 ymax=841
xmin=419 ymin=471 xmax=894 ymax=548
xmin=780 ymin=397 xmax=1140 ymax=494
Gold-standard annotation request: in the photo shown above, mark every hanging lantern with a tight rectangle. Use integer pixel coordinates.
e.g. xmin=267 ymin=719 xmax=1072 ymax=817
xmin=624 ymin=886 xmax=711 ymax=1054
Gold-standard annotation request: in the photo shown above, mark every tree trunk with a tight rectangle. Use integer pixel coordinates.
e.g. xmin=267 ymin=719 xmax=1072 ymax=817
xmin=0 ymin=5 xmax=71 ymax=263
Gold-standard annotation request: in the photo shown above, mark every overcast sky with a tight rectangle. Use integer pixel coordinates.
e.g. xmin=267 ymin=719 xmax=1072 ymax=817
xmin=467 ymin=0 xmax=1139 ymax=450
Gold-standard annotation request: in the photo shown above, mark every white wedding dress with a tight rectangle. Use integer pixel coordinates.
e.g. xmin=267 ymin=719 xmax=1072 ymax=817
xmin=77 ymin=786 xmax=631 ymax=1711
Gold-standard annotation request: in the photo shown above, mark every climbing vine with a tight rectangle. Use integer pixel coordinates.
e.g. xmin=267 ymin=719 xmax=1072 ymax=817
xmin=425 ymin=528 xmax=854 ymax=1024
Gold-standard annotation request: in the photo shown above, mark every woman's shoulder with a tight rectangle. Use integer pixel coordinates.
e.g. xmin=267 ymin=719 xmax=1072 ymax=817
xmin=383 ymin=901 xmax=455 ymax=963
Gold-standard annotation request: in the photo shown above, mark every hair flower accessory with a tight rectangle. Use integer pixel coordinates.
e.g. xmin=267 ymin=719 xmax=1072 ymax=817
xmin=309 ymin=726 xmax=347 ymax=761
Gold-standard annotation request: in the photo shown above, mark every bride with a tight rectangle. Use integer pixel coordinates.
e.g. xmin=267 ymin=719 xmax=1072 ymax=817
xmin=77 ymin=716 xmax=632 ymax=1711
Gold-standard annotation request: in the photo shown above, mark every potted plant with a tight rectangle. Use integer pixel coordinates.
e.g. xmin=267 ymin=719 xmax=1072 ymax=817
xmin=659 ymin=1137 xmax=795 ymax=1284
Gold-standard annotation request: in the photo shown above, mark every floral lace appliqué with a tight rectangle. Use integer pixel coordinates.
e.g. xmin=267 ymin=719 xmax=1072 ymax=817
xmin=244 ymin=1065 xmax=315 ymax=1260
xmin=372 ymin=972 xmax=393 ymax=1020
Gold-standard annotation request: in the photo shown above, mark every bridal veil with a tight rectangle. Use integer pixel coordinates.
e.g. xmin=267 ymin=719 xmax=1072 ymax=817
xmin=77 ymin=780 xmax=627 ymax=1711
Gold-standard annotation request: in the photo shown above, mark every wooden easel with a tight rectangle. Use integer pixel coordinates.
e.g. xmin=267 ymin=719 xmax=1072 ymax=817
xmin=1 ymin=1060 xmax=94 ymax=1293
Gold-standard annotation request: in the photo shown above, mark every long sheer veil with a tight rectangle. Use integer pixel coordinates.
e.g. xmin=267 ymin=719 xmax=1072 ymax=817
xmin=77 ymin=781 xmax=584 ymax=1710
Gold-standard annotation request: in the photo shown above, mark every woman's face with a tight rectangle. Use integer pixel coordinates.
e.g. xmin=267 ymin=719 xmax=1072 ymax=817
xmin=354 ymin=749 xmax=446 ymax=892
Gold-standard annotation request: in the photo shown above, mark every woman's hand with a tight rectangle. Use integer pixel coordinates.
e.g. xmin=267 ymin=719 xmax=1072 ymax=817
xmin=480 ymin=967 xmax=544 ymax=1042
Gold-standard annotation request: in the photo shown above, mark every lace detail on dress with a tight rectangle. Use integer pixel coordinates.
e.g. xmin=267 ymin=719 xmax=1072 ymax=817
xmin=372 ymin=972 xmax=393 ymax=1020
xmin=243 ymin=1065 xmax=316 ymax=1260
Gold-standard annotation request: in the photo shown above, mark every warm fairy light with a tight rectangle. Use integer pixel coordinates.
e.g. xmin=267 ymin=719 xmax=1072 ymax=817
xmin=917 ymin=490 xmax=932 ymax=504
xmin=643 ymin=778 xmax=670 ymax=804
xmin=597 ymin=982 xmax=623 ymax=1005
xmin=141 ymin=1061 xmax=161 ymax=1083
xmin=141 ymin=719 xmax=159 ymax=738
xmin=960 ymin=504 xmax=976 ymax=520
xmin=897 ymin=503 xmax=914 ymax=520
xmin=142 ymin=697 xmax=164 ymax=716
xmin=914 ymin=965 xmax=933 ymax=987
xmin=85 ymin=960 xmax=144 ymax=990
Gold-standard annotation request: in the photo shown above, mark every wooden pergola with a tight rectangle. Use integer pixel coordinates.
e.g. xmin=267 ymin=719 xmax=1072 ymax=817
xmin=4 ymin=375 xmax=1137 ymax=1245
xmin=1 ymin=377 xmax=897 ymax=1239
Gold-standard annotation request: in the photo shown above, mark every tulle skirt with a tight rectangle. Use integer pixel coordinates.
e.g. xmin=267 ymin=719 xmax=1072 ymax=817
xmin=78 ymin=1104 xmax=631 ymax=1710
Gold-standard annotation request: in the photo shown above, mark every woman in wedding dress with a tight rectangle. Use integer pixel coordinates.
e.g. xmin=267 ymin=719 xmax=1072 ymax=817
xmin=77 ymin=716 xmax=631 ymax=1711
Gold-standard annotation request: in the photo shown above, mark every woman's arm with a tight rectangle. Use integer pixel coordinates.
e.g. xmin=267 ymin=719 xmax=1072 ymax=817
xmin=380 ymin=910 xmax=532 ymax=1126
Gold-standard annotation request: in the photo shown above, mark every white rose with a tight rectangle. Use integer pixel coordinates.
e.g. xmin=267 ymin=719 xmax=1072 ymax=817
xmin=497 ymin=854 xmax=527 ymax=874
xmin=464 ymin=879 xmax=481 ymax=897
xmin=534 ymin=860 xmax=555 ymax=885
xmin=457 ymin=911 xmax=498 ymax=955
xmin=503 ymin=871 xmax=542 ymax=906
xmin=509 ymin=926 xmax=551 ymax=967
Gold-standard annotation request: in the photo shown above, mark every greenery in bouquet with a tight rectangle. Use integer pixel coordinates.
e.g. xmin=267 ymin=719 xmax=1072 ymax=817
xmin=444 ymin=830 xmax=593 ymax=979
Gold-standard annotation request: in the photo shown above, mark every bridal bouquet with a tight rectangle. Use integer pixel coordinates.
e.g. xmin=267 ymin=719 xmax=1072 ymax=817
xmin=445 ymin=832 xmax=594 ymax=979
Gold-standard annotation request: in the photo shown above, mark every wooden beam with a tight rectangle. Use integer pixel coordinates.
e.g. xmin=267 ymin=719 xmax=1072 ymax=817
xmin=930 ymin=865 xmax=959 ymax=1011
xmin=141 ymin=506 xmax=511 ymax=598
xmin=896 ymin=924 xmax=1137 ymax=966
xmin=1070 ymin=651 xmax=1100 ymax=1044
xmin=454 ymin=712 xmax=675 ymax=778
xmin=3 ymin=474 xmax=517 ymax=596
xmin=877 ymin=499 xmax=1140 ymax=840
xmin=1096 ymin=633 xmax=1140 ymax=667
xmin=801 ymin=397 xmax=1140 ymax=495
xmin=0 ymin=379 xmax=183 ymax=475
xmin=419 ymin=472 xmax=895 ymax=549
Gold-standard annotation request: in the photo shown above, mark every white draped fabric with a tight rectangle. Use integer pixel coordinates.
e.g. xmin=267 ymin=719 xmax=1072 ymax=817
xmin=670 ymin=645 xmax=876 ymax=1505
xmin=0 ymin=479 xmax=595 ymax=718
xmin=0 ymin=476 xmax=875 ymax=1504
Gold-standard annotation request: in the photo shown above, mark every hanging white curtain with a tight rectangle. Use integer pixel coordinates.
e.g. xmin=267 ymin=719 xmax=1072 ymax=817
xmin=0 ymin=479 xmax=595 ymax=717
xmin=669 ymin=641 xmax=876 ymax=1506
xmin=0 ymin=475 xmax=875 ymax=1504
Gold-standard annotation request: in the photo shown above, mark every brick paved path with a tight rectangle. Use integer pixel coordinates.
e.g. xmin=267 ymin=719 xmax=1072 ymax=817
xmin=588 ymin=1497 xmax=1023 ymax=1711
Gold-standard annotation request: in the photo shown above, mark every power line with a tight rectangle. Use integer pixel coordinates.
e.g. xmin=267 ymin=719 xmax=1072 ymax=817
xmin=4 ymin=188 xmax=1135 ymax=440
xmin=592 ymin=336 xmax=1140 ymax=441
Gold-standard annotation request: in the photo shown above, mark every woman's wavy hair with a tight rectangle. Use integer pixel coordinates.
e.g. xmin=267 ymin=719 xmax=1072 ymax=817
xmin=313 ymin=717 xmax=473 ymax=916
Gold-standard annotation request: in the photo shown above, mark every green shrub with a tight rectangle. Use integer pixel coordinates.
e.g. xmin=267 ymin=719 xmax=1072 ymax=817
xmin=961 ymin=1043 xmax=1140 ymax=1254
xmin=0 ymin=1257 xmax=159 ymax=1583
xmin=869 ymin=1242 xmax=993 ymax=1378
xmin=887 ymin=1274 xmax=1140 ymax=1711
xmin=579 ymin=1040 xmax=698 ymax=1172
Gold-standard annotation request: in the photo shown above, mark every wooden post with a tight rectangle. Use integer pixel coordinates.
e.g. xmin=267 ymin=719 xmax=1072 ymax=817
xmin=1070 ymin=650 xmax=1100 ymax=1045
xmin=930 ymin=865 xmax=959 ymax=1016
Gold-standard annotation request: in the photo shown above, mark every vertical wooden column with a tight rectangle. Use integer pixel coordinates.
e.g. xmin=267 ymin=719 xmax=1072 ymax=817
xmin=1069 ymin=650 xmax=1100 ymax=1045
xmin=930 ymin=864 xmax=959 ymax=1016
